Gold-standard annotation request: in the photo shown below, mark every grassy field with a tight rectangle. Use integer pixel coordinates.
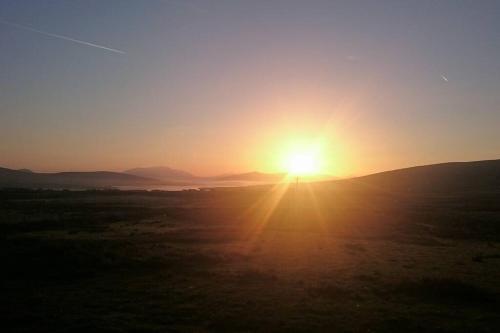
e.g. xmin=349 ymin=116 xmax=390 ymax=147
xmin=1 ymin=185 xmax=499 ymax=332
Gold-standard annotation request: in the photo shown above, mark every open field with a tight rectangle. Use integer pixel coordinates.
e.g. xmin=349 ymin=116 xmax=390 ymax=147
xmin=3 ymin=1 xmax=500 ymax=332
xmin=1 ymin=185 xmax=500 ymax=332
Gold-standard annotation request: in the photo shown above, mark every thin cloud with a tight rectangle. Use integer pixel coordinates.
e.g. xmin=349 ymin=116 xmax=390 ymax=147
xmin=0 ymin=19 xmax=125 ymax=54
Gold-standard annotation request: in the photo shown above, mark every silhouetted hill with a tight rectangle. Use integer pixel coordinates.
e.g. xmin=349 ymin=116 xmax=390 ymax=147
xmin=215 ymin=172 xmax=337 ymax=183
xmin=214 ymin=172 xmax=286 ymax=182
xmin=125 ymin=166 xmax=196 ymax=181
xmin=4 ymin=159 xmax=499 ymax=191
xmin=0 ymin=167 xmax=163 ymax=189
xmin=334 ymin=159 xmax=500 ymax=193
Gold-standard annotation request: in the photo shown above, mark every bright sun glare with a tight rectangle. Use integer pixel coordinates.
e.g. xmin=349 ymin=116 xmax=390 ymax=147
xmin=286 ymin=152 xmax=319 ymax=176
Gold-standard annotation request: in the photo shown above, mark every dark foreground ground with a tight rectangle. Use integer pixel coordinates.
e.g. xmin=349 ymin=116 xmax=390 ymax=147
xmin=1 ymin=184 xmax=500 ymax=332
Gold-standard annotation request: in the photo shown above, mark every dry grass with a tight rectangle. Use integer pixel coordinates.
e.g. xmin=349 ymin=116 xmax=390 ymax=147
xmin=1 ymin=188 xmax=500 ymax=332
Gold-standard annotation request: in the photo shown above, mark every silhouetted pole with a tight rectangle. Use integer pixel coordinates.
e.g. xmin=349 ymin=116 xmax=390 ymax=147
xmin=294 ymin=176 xmax=300 ymax=221
xmin=294 ymin=176 xmax=299 ymax=198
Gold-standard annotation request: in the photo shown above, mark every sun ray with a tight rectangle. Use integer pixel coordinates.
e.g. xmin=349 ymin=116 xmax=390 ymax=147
xmin=239 ymin=179 xmax=291 ymax=252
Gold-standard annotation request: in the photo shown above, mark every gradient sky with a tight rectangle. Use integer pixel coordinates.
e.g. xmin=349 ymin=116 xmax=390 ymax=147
xmin=1 ymin=0 xmax=499 ymax=176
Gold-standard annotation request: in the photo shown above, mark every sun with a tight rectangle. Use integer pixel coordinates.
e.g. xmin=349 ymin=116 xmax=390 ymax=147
xmin=286 ymin=151 xmax=319 ymax=176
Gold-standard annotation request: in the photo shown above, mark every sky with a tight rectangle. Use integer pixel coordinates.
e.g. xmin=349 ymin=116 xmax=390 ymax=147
xmin=1 ymin=0 xmax=499 ymax=177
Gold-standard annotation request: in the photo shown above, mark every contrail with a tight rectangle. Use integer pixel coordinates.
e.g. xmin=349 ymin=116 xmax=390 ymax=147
xmin=0 ymin=19 xmax=125 ymax=54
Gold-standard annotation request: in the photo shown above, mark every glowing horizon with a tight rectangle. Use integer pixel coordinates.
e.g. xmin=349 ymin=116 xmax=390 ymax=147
xmin=1 ymin=2 xmax=499 ymax=177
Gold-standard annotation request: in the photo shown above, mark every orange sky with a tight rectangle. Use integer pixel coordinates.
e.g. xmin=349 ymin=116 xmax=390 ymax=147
xmin=1 ymin=2 xmax=499 ymax=177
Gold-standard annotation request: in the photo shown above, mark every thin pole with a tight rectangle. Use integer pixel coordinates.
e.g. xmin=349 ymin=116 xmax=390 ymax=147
xmin=295 ymin=175 xmax=299 ymax=203
xmin=294 ymin=175 xmax=299 ymax=221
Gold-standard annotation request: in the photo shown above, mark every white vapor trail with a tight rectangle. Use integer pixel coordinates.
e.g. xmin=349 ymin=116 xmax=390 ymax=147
xmin=0 ymin=19 xmax=125 ymax=54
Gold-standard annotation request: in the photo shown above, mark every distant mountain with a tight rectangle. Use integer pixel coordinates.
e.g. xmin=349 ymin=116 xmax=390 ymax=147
xmin=214 ymin=172 xmax=337 ymax=183
xmin=5 ymin=159 xmax=498 ymax=191
xmin=214 ymin=172 xmax=287 ymax=182
xmin=331 ymin=159 xmax=500 ymax=193
xmin=124 ymin=166 xmax=197 ymax=181
xmin=0 ymin=167 xmax=166 ymax=189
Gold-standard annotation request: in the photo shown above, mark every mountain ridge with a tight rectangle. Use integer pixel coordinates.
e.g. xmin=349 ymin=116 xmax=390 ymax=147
xmin=2 ymin=158 xmax=500 ymax=191
xmin=329 ymin=159 xmax=500 ymax=193
xmin=0 ymin=167 xmax=171 ymax=189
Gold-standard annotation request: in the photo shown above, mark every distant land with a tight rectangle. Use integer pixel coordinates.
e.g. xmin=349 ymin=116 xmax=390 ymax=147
xmin=0 ymin=167 xmax=295 ymax=189
xmin=213 ymin=172 xmax=336 ymax=182
xmin=124 ymin=166 xmax=197 ymax=181
xmin=0 ymin=167 xmax=165 ymax=189
xmin=327 ymin=159 xmax=500 ymax=194
xmin=1 ymin=159 xmax=499 ymax=191
xmin=124 ymin=167 xmax=297 ymax=183
xmin=213 ymin=171 xmax=286 ymax=182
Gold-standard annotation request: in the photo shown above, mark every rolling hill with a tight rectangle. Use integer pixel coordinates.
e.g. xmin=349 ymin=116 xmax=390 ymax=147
xmin=333 ymin=159 xmax=500 ymax=193
xmin=214 ymin=172 xmax=286 ymax=182
xmin=124 ymin=166 xmax=197 ymax=181
xmin=3 ymin=159 xmax=500 ymax=191
xmin=0 ymin=167 xmax=163 ymax=189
